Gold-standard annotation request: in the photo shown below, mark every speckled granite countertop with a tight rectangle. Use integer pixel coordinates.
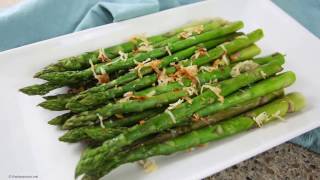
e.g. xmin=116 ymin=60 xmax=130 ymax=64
xmin=206 ymin=143 xmax=319 ymax=180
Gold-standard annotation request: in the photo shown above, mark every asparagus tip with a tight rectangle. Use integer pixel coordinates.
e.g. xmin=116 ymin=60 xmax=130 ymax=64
xmin=19 ymin=87 xmax=40 ymax=96
xmin=48 ymin=119 xmax=60 ymax=125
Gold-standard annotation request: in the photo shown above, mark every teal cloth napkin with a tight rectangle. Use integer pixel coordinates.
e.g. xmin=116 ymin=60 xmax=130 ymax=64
xmin=0 ymin=0 xmax=319 ymax=153
xmin=272 ymin=0 xmax=320 ymax=154
xmin=0 ymin=0 xmax=199 ymax=51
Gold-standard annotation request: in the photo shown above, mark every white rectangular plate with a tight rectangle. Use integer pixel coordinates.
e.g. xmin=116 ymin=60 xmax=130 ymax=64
xmin=0 ymin=0 xmax=319 ymax=179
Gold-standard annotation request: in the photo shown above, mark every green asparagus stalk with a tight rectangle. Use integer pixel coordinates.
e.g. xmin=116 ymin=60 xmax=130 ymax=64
xmin=63 ymin=90 xmax=191 ymax=129
xmin=48 ymin=112 xmax=74 ymax=125
xmin=19 ymin=82 xmax=62 ymax=96
xmin=87 ymin=92 xmax=305 ymax=178
xmin=134 ymin=46 xmax=269 ymax=97
xmin=38 ymin=94 xmax=74 ymax=111
xmin=65 ymin=36 xmax=248 ymax=112
xmin=59 ymin=126 xmax=126 ymax=143
xmin=129 ymin=89 xmax=284 ymax=146
xmin=229 ymin=44 xmax=261 ymax=62
xmin=59 ymin=53 xmax=282 ymax=142
xmin=63 ymin=49 xmax=277 ymax=128
xmin=40 ymin=43 xmax=258 ymax=112
xmin=35 ymin=19 xmax=226 ymax=76
xmin=59 ymin=108 xmax=164 ymax=142
xmin=66 ymin=90 xmax=283 ymax=144
xmin=65 ymin=30 xmax=262 ymax=112
xmin=43 ymin=93 xmax=76 ymax=100
xmin=77 ymin=29 xmax=260 ymax=96
xmin=75 ymin=62 xmax=288 ymax=176
xmin=38 ymin=21 xmax=244 ymax=85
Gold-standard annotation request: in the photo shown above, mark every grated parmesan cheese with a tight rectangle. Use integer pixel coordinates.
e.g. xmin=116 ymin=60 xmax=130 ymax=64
xmin=221 ymin=54 xmax=230 ymax=66
xmin=260 ymin=70 xmax=267 ymax=79
xmin=272 ymin=110 xmax=284 ymax=121
xmin=230 ymin=60 xmax=260 ymax=77
xmin=165 ymin=46 xmax=172 ymax=56
xmin=149 ymin=60 xmax=161 ymax=74
xmin=192 ymin=113 xmax=202 ymax=122
xmin=165 ymin=110 xmax=176 ymax=124
xmin=137 ymin=159 xmax=158 ymax=173
xmin=184 ymin=24 xmax=204 ymax=35
xmin=98 ymin=48 xmax=111 ymax=62
xmin=199 ymin=66 xmax=216 ymax=72
xmin=130 ymin=34 xmax=148 ymax=44
xmin=253 ymin=112 xmax=269 ymax=127
xmin=119 ymin=91 xmax=148 ymax=102
xmin=171 ymin=65 xmax=199 ymax=86
xmin=96 ymin=113 xmax=105 ymax=128
xmin=167 ymin=99 xmax=184 ymax=110
xmin=201 ymin=84 xmax=224 ymax=103
xmin=191 ymin=47 xmax=209 ymax=60
xmin=89 ymin=59 xmax=97 ymax=78
xmin=118 ymin=50 xmax=128 ymax=61
xmin=133 ymin=58 xmax=153 ymax=78
xmin=137 ymin=44 xmax=154 ymax=52
xmin=178 ymin=31 xmax=193 ymax=39
xmin=182 ymin=96 xmax=193 ymax=104
xmin=219 ymin=44 xmax=228 ymax=53
xmin=183 ymin=86 xmax=198 ymax=96
xmin=90 ymin=59 xmax=109 ymax=84
xmin=119 ymin=91 xmax=134 ymax=102
xmin=157 ymin=69 xmax=175 ymax=85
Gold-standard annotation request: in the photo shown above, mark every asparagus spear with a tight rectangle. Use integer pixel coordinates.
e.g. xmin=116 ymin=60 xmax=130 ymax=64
xmin=48 ymin=112 xmax=74 ymax=126
xmin=64 ymin=35 xmax=234 ymax=111
xmin=129 ymin=89 xmax=284 ymax=146
xmin=38 ymin=94 xmax=74 ymax=111
xmin=59 ymin=126 xmax=126 ymax=143
xmin=135 ymin=48 xmax=271 ymax=97
xmin=65 ymin=30 xmax=262 ymax=112
xmin=38 ymin=21 xmax=244 ymax=85
xmin=59 ymin=53 xmax=282 ymax=142
xmin=78 ymin=29 xmax=260 ymax=96
xmin=43 ymin=93 xmax=76 ymax=100
xmin=66 ymin=39 xmax=256 ymax=112
xmin=229 ymin=44 xmax=261 ymax=62
xmin=63 ymin=90 xmax=283 ymax=144
xmin=88 ymin=92 xmax=305 ymax=178
xmin=63 ymin=90 xmax=191 ymax=129
xmin=75 ymin=63 xmax=288 ymax=176
xmin=35 ymin=19 xmax=226 ymax=76
xmin=59 ymin=108 xmax=164 ymax=142
xmin=19 ymin=82 xmax=62 ymax=96
xmin=63 ymin=49 xmax=278 ymax=128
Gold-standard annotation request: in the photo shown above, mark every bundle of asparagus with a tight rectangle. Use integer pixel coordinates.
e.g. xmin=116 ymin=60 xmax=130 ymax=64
xmin=20 ymin=18 xmax=306 ymax=179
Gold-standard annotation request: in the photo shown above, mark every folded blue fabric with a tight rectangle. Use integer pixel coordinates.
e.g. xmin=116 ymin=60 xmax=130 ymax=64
xmin=272 ymin=0 xmax=320 ymax=154
xmin=0 ymin=0 xmax=199 ymax=51
xmin=0 ymin=0 xmax=319 ymax=153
